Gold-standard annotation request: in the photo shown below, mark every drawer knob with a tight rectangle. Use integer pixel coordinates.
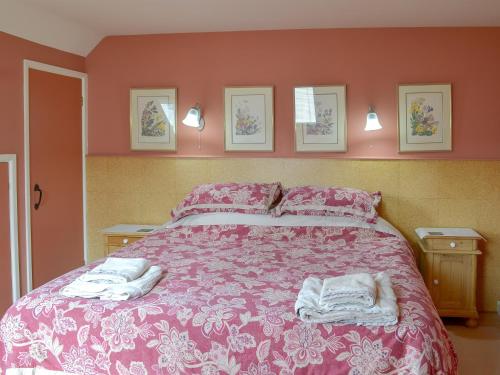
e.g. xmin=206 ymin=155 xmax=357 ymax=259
xmin=449 ymin=241 xmax=457 ymax=248
xmin=122 ymin=238 xmax=129 ymax=244
xmin=433 ymin=279 xmax=439 ymax=286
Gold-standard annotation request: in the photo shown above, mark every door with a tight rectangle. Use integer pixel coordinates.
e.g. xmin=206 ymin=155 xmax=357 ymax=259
xmin=432 ymin=253 xmax=471 ymax=311
xmin=0 ymin=163 xmax=12 ymax=314
xmin=29 ymin=69 xmax=84 ymax=288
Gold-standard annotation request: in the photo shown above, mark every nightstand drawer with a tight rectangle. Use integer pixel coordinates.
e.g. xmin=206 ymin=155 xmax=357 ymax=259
xmin=102 ymin=224 xmax=158 ymax=257
xmin=106 ymin=235 xmax=142 ymax=247
xmin=426 ymin=238 xmax=475 ymax=251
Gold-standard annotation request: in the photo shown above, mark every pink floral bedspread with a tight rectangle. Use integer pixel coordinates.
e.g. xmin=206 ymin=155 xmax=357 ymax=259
xmin=1 ymin=224 xmax=457 ymax=374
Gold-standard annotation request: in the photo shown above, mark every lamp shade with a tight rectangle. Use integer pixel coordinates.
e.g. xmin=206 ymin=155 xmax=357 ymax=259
xmin=182 ymin=104 xmax=205 ymax=130
xmin=365 ymin=107 xmax=382 ymax=131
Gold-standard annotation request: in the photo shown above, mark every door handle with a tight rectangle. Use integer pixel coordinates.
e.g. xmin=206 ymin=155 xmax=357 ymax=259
xmin=34 ymin=184 xmax=43 ymax=210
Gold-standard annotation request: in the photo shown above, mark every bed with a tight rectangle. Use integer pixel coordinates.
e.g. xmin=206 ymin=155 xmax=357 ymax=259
xmin=0 ymin=212 xmax=457 ymax=374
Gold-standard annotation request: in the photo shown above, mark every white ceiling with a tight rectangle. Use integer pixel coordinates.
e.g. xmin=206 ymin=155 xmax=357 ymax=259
xmin=1 ymin=0 xmax=500 ymax=56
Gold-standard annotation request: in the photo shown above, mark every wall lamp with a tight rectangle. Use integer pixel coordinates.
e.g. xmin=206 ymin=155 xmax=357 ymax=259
xmin=182 ymin=104 xmax=205 ymax=149
xmin=182 ymin=104 xmax=205 ymax=131
xmin=364 ymin=106 xmax=382 ymax=131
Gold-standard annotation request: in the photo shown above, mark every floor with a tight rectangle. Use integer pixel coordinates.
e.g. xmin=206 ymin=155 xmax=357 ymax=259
xmin=444 ymin=314 xmax=500 ymax=374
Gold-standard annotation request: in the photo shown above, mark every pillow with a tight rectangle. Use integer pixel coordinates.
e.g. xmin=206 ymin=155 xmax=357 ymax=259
xmin=171 ymin=182 xmax=282 ymax=221
xmin=272 ymin=185 xmax=381 ymax=223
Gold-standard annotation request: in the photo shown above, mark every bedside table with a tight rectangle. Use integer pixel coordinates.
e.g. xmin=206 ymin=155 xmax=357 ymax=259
xmin=102 ymin=224 xmax=159 ymax=255
xmin=416 ymin=227 xmax=484 ymax=327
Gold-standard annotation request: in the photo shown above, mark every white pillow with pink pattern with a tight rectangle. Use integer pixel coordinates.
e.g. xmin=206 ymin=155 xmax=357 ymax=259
xmin=171 ymin=182 xmax=283 ymax=222
xmin=272 ymin=185 xmax=381 ymax=224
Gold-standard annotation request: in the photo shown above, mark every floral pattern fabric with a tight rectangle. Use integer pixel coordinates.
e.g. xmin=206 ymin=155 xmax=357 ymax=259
xmin=273 ymin=186 xmax=382 ymax=224
xmin=1 ymin=224 xmax=457 ymax=374
xmin=171 ymin=183 xmax=282 ymax=222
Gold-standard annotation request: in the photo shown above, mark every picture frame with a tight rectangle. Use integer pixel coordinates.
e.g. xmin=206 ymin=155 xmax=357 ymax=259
xmin=224 ymin=86 xmax=274 ymax=152
xmin=130 ymin=88 xmax=177 ymax=151
xmin=398 ymin=84 xmax=452 ymax=152
xmin=294 ymin=85 xmax=347 ymax=152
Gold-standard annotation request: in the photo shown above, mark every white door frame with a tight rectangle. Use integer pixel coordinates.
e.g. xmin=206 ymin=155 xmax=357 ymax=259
xmin=23 ymin=60 xmax=88 ymax=293
xmin=0 ymin=154 xmax=20 ymax=302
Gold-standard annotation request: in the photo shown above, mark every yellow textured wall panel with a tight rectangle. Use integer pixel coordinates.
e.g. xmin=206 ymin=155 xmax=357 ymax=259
xmin=399 ymin=161 xmax=440 ymax=199
xmin=86 ymin=156 xmax=500 ymax=311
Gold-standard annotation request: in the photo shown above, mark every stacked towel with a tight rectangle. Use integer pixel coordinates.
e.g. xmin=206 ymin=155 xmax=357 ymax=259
xmin=295 ymin=272 xmax=398 ymax=326
xmin=319 ymin=272 xmax=376 ymax=308
xmin=79 ymin=257 xmax=150 ymax=284
xmin=61 ymin=258 xmax=162 ymax=301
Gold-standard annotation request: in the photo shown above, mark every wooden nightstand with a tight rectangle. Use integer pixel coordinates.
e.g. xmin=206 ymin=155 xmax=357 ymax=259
xmin=102 ymin=224 xmax=159 ymax=255
xmin=416 ymin=227 xmax=484 ymax=327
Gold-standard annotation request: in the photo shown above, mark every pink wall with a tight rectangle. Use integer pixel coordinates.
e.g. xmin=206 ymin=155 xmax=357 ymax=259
xmin=0 ymin=32 xmax=85 ymax=294
xmin=87 ymin=28 xmax=500 ymax=159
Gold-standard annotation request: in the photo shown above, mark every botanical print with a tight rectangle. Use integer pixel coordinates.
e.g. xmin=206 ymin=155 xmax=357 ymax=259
xmin=1 ymin=222 xmax=457 ymax=374
xmin=305 ymin=95 xmax=337 ymax=135
xmin=130 ymin=88 xmax=176 ymax=151
xmin=302 ymin=94 xmax=338 ymax=144
xmin=409 ymin=97 xmax=438 ymax=137
xmin=137 ymin=97 xmax=170 ymax=140
xmin=406 ymin=92 xmax=443 ymax=144
xmin=305 ymin=101 xmax=335 ymax=135
xmin=295 ymin=86 xmax=346 ymax=152
xmin=398 ymin=84 xmax=451 ymax=152
xmin=139 ymin=99 xmax=168 ymax=137
xmin=234 ymin=100 xmax=262 ymax=136
xmin=231 ymin=95 xmax=266 ymax=144
xmin=225 ymin=87 xmax=273 ymax=151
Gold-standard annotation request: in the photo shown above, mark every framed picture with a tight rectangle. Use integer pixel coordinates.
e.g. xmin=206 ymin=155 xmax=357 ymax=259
xmin=398 ymin=84 xmax=452 ymax=152
xmin=130 ymin=88 xmax=177 ymax=151
xmin=224 ymin=86 xmax=274 ymax=151
xmin=294 ymin=85 xmax=347 ymax=152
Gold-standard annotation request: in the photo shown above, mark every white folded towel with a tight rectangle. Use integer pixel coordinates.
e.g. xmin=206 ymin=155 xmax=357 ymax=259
xmin=295 ymin=272 xmax=399 ymax=326
xmin=79 ymin=257 xmax=150 ymax=284
xmin=319 ymin=272 xmax=376 ymax=308
xmin=61 ymin=266 xmax=162 ymax=301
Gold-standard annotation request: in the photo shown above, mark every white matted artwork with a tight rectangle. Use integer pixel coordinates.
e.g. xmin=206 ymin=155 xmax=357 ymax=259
xmin=130 ymin=88 xmax=177 ymax=151
xmin=294 ymin=85 xmax=347 ymax=152
xmin=224 ymin=87 xmax=274 ymax=151
xmin=398 ymin=84 xmax=452 ymax=152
